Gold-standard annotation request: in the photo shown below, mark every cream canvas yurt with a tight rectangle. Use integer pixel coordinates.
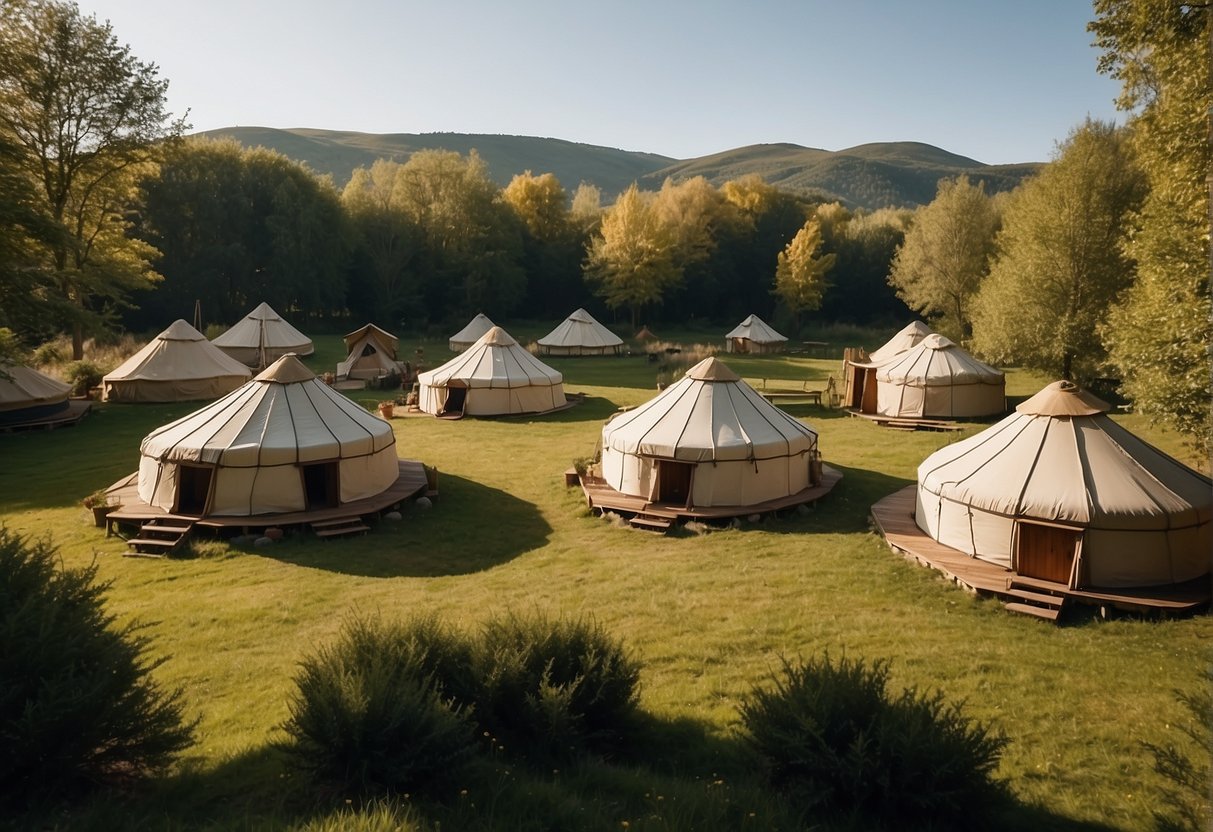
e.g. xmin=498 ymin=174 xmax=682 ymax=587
xmin=915 ymin=380 xmax=1212 ymax=589
xmin=137 ymin=354 xmax=398 ymax=517
xmin=418 ymin=326 xmax=566 ymax=417
xmin=449 ymin=313 xmax=495 ymax=352
xmin=338 ymin=323 xmax=401 ymax=380
xmin=872 ymin=333 xmax=1004 ymax=418
xmin=842 ymin=321 xmax=935 ymax=410
xmin=537 ymin=308 xmax=623 ymax=356
xmin=868 ymin=320 xmax=933 ymax=363
xmin=102 ymin=320 xmax=252 ymax=402
xmin=600 ymin=357 xmax=820 ymax=508
xmin=211 ymin=302 xmax=314 ymax=366
xmin=725 ymin=314 xmax=787 ymax=353
xmin=0 ymin=363 xmax=71 ymax=424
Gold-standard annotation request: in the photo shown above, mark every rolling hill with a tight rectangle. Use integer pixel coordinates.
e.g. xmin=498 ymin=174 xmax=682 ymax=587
xmin=196 ymin=127 xmax=1039 ymax=210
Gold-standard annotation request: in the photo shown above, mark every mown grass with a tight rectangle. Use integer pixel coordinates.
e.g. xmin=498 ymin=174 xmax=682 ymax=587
xmin=1 ymin=328 xmax=1208 ymax=831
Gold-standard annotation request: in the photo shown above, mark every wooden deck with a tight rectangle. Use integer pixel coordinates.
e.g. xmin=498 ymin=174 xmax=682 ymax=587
xmin=846 ymin=408 xmax=966 ymax=431
xmin=0 ymin=399 xmax=92 ymax=432
xmin=871 ymin=485 xmax=1211 ymax=618
xmin=576 ymin=464 xmax=842 ymax=522
xmin=102 ymin=459 xmax=431 ymax=534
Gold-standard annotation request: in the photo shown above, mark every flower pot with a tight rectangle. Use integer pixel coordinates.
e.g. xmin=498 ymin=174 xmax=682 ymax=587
xmin=89 ymin=505 xmax=117 ymax=528
xmin=378 ymin=404 xmax=394 ymax=419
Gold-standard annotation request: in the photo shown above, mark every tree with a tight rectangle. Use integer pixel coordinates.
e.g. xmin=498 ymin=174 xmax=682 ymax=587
xmin=971 ymin=120 xmax=1145 ymax=381
xmin=887 ymin=176 xmax=999 ymax=339
xmin=0 ymin=0 xmax=186 ymax=358
xmin=584 ymin=184 xmax=680 ymax=327
xmin=774 ymin=215 xmax=835 ymax=331
xmin=503 ymin=171 xmax=583 ymax=317
xmin=342 ymin=160 xmax=421 ymax=326
xmin=819 ymin=207 xmax=913 ymax=324
xmin=1090 ymin=1 xmax=1211 ymax=454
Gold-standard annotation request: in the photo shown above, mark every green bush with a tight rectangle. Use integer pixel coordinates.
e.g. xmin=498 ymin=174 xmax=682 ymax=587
xmin=0 ymin=527 xmax=194 ymax=804
xmin=473 ymin=611 xmax=640 ymax=760
xmin=280 ymin=615 xmax=478 ymax=793
xmin=63 ymin=359 xmax=102 ymax=396
xmin=739 ymin=654 xmax=1007 ymax=825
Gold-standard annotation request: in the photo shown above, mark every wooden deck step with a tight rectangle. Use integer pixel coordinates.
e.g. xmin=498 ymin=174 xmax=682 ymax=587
xmin=629 ymin=514 xmax=673 ymax=533
xmin=311 ymin=516 xmax=370 ymax=538
xmin=1006 ymin=587 xmax=1066 ymax=607
xmin=1004 ymin=601 xmax=1062 ymax=622
xmin=127 ymin=518 xmax=193 ymax=556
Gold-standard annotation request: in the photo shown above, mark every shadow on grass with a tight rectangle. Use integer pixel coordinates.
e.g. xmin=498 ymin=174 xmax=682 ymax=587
xmin=495 ymin=394 xmax=621 ymax=424
xmin=249 ymin=474 xmax=551 ymax=578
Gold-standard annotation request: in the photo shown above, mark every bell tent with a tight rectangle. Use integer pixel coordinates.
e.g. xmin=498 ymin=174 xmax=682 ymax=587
xmin=418 ymin=326 xmax=566 ymax=417
xmin=0 ymin=363 xmax=71 ymax=425
xmin=338 ymin=323 xmax=401 ymax=380
xmin=725 ymin=314 xmax=787 ymax=354
xmin=137 ymin=354 xmax=398 ymax=517
xmin=449 ymin=313 xmax=495 ymax=352
xmin=537 ymin=308 xmax=623 ymax=356
xmin=868 ymin=333 xmax=1004 ymax=419
xmin=211 ymin=302 xmax=313 ymax=367
xmin=600 ymin=356 xmax=821 ymax=509
xmin=915 ymin=380 xmax=1212 ymax=589
xmin=102 ymin=320 xmax=252 ymax=402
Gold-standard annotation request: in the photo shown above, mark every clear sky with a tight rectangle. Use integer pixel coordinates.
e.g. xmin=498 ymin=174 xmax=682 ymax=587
xmin=73 ymin=0 xmax=1122 ymax=166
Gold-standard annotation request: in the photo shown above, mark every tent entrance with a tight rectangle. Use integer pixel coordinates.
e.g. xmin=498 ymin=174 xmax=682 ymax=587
xmin=303 ymin=461 xmax=340 ymax=510
xmin=1015 ymin=521 xmax=1081 ymax=585
xmin=440 ymin=383 xmax=467 ymax=418
xmin=655 ymin=461 xmax=693 ymax=506
xmin=176 ymin=465 xmax=213 ymax=516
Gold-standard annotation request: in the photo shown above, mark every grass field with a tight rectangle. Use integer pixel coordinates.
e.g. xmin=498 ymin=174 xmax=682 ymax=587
xmin=2 ymin=327 xmax=1209 ymax=831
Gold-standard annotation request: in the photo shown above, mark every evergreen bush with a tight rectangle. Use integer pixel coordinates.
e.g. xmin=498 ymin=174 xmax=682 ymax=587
xmin=0 ymin=527 xmax=194 ymax=804
xmin=63 ymin=359 xmax=102 ymax=395
xmin=739 ymin=653 xmax=1007 ymax=826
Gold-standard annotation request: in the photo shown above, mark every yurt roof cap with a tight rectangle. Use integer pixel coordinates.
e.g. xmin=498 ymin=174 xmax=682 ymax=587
xmin=160 ymin=319 xmax=207 ymax=341
xmin=254 ymin=353 xmax=314 ymax=383
xmin=1016 ymin=380 xmax=1111 ymax=417
xmin=921 ymin=333 xmax=954 ymax=350
xmin=479 ymin=325 xmax=517 ymax=346
xmin=685 ymin=356 xmax=740 ymax=382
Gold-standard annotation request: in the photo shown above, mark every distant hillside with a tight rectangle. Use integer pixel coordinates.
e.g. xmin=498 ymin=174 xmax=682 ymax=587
xmin=196 ymin=128 xmax=1039 ymax=210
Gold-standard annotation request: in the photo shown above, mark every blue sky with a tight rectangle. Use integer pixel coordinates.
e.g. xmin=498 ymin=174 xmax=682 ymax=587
xmin=75 ymin=0 xmax=1122 ymax=165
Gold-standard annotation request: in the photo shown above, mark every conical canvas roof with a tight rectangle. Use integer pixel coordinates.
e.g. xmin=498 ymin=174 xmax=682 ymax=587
xmin=0 ymin=363 xmax=70 ymax=412
xmin=104 ymin=320 xmax=252 ymax=389
xmin=211 ymin=302 xmax=313 ymax=361
xmin=725 ymin=314 xmax=787 ymax=344
xmin=876 ymin=334 xmax=1002 ymax=385
xmin=449 ymin=313 xmax=495 ymax=350
xmin=538 ymin=308 xmax=623 ymax=349
xmin=421 ymin=326 xmax=563 ymax=388
xmin=602 ymin=357 xmax=816 ymax=462
xmin=343 ymin=323 xmax=398 ymax=354
xmin=869 ymin=320 xmax=933 ymax=364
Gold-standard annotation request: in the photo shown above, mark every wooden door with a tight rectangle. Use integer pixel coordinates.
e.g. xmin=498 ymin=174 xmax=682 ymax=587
xmin=1016 ymin=522 xmax=1080 ymax=585
xmin=656 ymin=461 xmax=693 ymax=506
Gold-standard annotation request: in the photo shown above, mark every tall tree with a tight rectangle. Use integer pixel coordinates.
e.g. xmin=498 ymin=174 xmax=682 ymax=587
xmin=0 ymin=0 xmax=185 ymax=357
xmin=1090 ymin=1 xmax=1211 ymax=454
xmin=887 ymin=175 xmax=999 ymax=339
xmin=971 ymin=120 xmax=1145 ymax=381
xmin=342 ymin=160 xmax=421 ymax=326
xmin=503 ymin=171 xmax=582 ymax=317
xmin=773 ymin=215 xmax=835 ymax=331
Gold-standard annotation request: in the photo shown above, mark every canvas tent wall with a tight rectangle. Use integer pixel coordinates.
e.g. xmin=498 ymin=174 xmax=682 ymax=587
xmin=537 ymin=308 xmax=623 ymax=356
xmin=449 ymin=313 xmax=495 ymax=352
xmin=915 ymin=381 xmax=1212 ymax=589
xmin=418 ymin=326 xmax=566 ymax=417
xmin=842 ymin=321 xmax=934 ymax=410
xmin=102 ymin=320 xmax=252 ymax=402
xmin=137 ymin=354 xmax=398 ymax=517
xmin=338 ymin=323 xmax=401 ymax=380
xmin=871 ymin=333 xmax=1004 ymax=418
xmin=0 ymin=363 xmax=71 ymax=424
xmin=725 ymin=314 xmax=787 ymax=354
xmin=601 ymin=357 xmax=820 ymax=508
xmin=211 ymin=302 xmax=314 ymax=367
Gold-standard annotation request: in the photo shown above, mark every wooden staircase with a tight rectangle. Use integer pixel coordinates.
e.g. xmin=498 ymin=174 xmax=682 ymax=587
xmin=1004 ymin=577 xmax=1068 ymax=623
xmin=311 ymin=516 xmax=370 ymax=539
xmin=126 ymin=516 xmax=193 ymax=557
xmin=629 ymin=512 xmax=673 ymax=533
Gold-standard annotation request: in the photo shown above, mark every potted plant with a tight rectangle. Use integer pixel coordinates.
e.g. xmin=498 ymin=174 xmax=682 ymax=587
xmin=377 ymin=400 xmax=395 ymax=419
xmin=82 ymin=489 xmax=119 ymax=528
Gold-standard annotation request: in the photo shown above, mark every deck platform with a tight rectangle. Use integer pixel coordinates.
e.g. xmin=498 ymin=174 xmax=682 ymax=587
xmin=846 ymin=408 xmax=966 ymax=431
xmin=871 ymin=485 xmax=1210 ymax=618
xmin=102 ymin=459 xmax=431 ymax=535
xmin=576 ymin=464 xmax=842 ymax=523
xmin=0 ymin=399 xmax=92 ymax=432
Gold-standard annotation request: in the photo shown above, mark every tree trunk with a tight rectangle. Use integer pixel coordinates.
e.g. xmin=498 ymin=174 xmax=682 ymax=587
xmin=72 ymin=322 xmax=84 ymax=361
xmin=1061 ymin=351 xmax=1073 ymax=381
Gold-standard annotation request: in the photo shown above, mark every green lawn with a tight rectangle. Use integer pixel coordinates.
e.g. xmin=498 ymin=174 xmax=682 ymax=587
xmin=2 ymin=329 xmax=1209 ymax=831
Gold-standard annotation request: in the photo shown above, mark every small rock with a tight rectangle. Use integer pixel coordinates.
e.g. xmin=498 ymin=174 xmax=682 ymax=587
xmin=384 ymin=510 xmax=403 ymax=521
xmin=747 ymin=513 xmax=762 ymax=523
xmin=796 ymin=503 xmax=811 ymax=516
xmin=254 ymin=536 xmax=273 ymax=546
xmin=730 ymin=517 xmax=742 ymax=529
xmin=415 ymin=496 xmax=433 ymax=510
xmin=263 ymin=527 xmax=284 ymax=540
xmin=230 ymin=534 xmax=257 ymax=546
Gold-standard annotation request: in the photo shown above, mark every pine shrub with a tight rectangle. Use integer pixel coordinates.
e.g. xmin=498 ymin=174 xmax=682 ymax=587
xmin=280 ymin=615 xmax=478 ymax=793
xmin=0 ymin=527 xmax=194 ymax=804
xmin=739 ymin=654 xmax=1007 ymax=825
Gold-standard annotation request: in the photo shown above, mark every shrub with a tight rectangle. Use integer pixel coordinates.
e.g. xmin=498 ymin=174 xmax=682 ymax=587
xmin=63 ymin=360 xmax=102 ymax=396
xmin=30 ymin=340 xmax=63 ymax=367
xmin=739 ymin=654 xmax=1007 ymax=825
xmin=0 ymin=527 xmax=194 ymax=804
xmin=280 ymin=615 xmax=478 ymax=793
xmin=473 ymin=611 xmax=640 ymax=760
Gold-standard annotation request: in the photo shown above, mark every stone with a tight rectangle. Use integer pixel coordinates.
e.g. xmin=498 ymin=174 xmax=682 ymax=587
xmin=384 ymin=510 xmax=403 ymax=521
xmin=254 ymin=536 xmax=273 ymax=546
xmin=415 ymin=496 xmax=433 ymax=510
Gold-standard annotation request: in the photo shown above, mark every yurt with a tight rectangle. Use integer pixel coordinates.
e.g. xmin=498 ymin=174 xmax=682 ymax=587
xmin=869 ymin=320 xmax=933 ymax=363
xmin=600 ymin=356 xmax=821 ymax=509
xmin=538 ymin=308 xmax=623 ymax=356
xmin=0 ymin=363 xmax=71 ymax=425
xmin=102 ymin=320 xmax=252 ymax=402
xmin=842 ymin=321 xmax=934 ymax=410
xmin=871 ymin=333 xmax=1004 ymax=419
xmin=418 ymin=326 xmax=566 ymax=417
xmin=212 ymin=302 xmax=313 ymax=366
xmin=137 ymin=354 xmax=398 ymax=517
xmin=449 ymin=313 xmax=495 ymax=352
xmin=338 ymin=323 xmax=401 ymax=380
xmin=725 ymin=314 xmax=787 ymax=353
xmin=915 ymin=380 xmax=1212 ymax=589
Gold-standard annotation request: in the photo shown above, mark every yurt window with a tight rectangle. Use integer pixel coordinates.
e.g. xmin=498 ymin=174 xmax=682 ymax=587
xmin=656 ymin=461 xmax=693 ymax=506
xmin=176 ymin=465 xmax=213 ymax=515
xmin=303 ymin=462 xmax=340 ymax=509
xmin=1015 ymin=521 xmax=1082 ymax=586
